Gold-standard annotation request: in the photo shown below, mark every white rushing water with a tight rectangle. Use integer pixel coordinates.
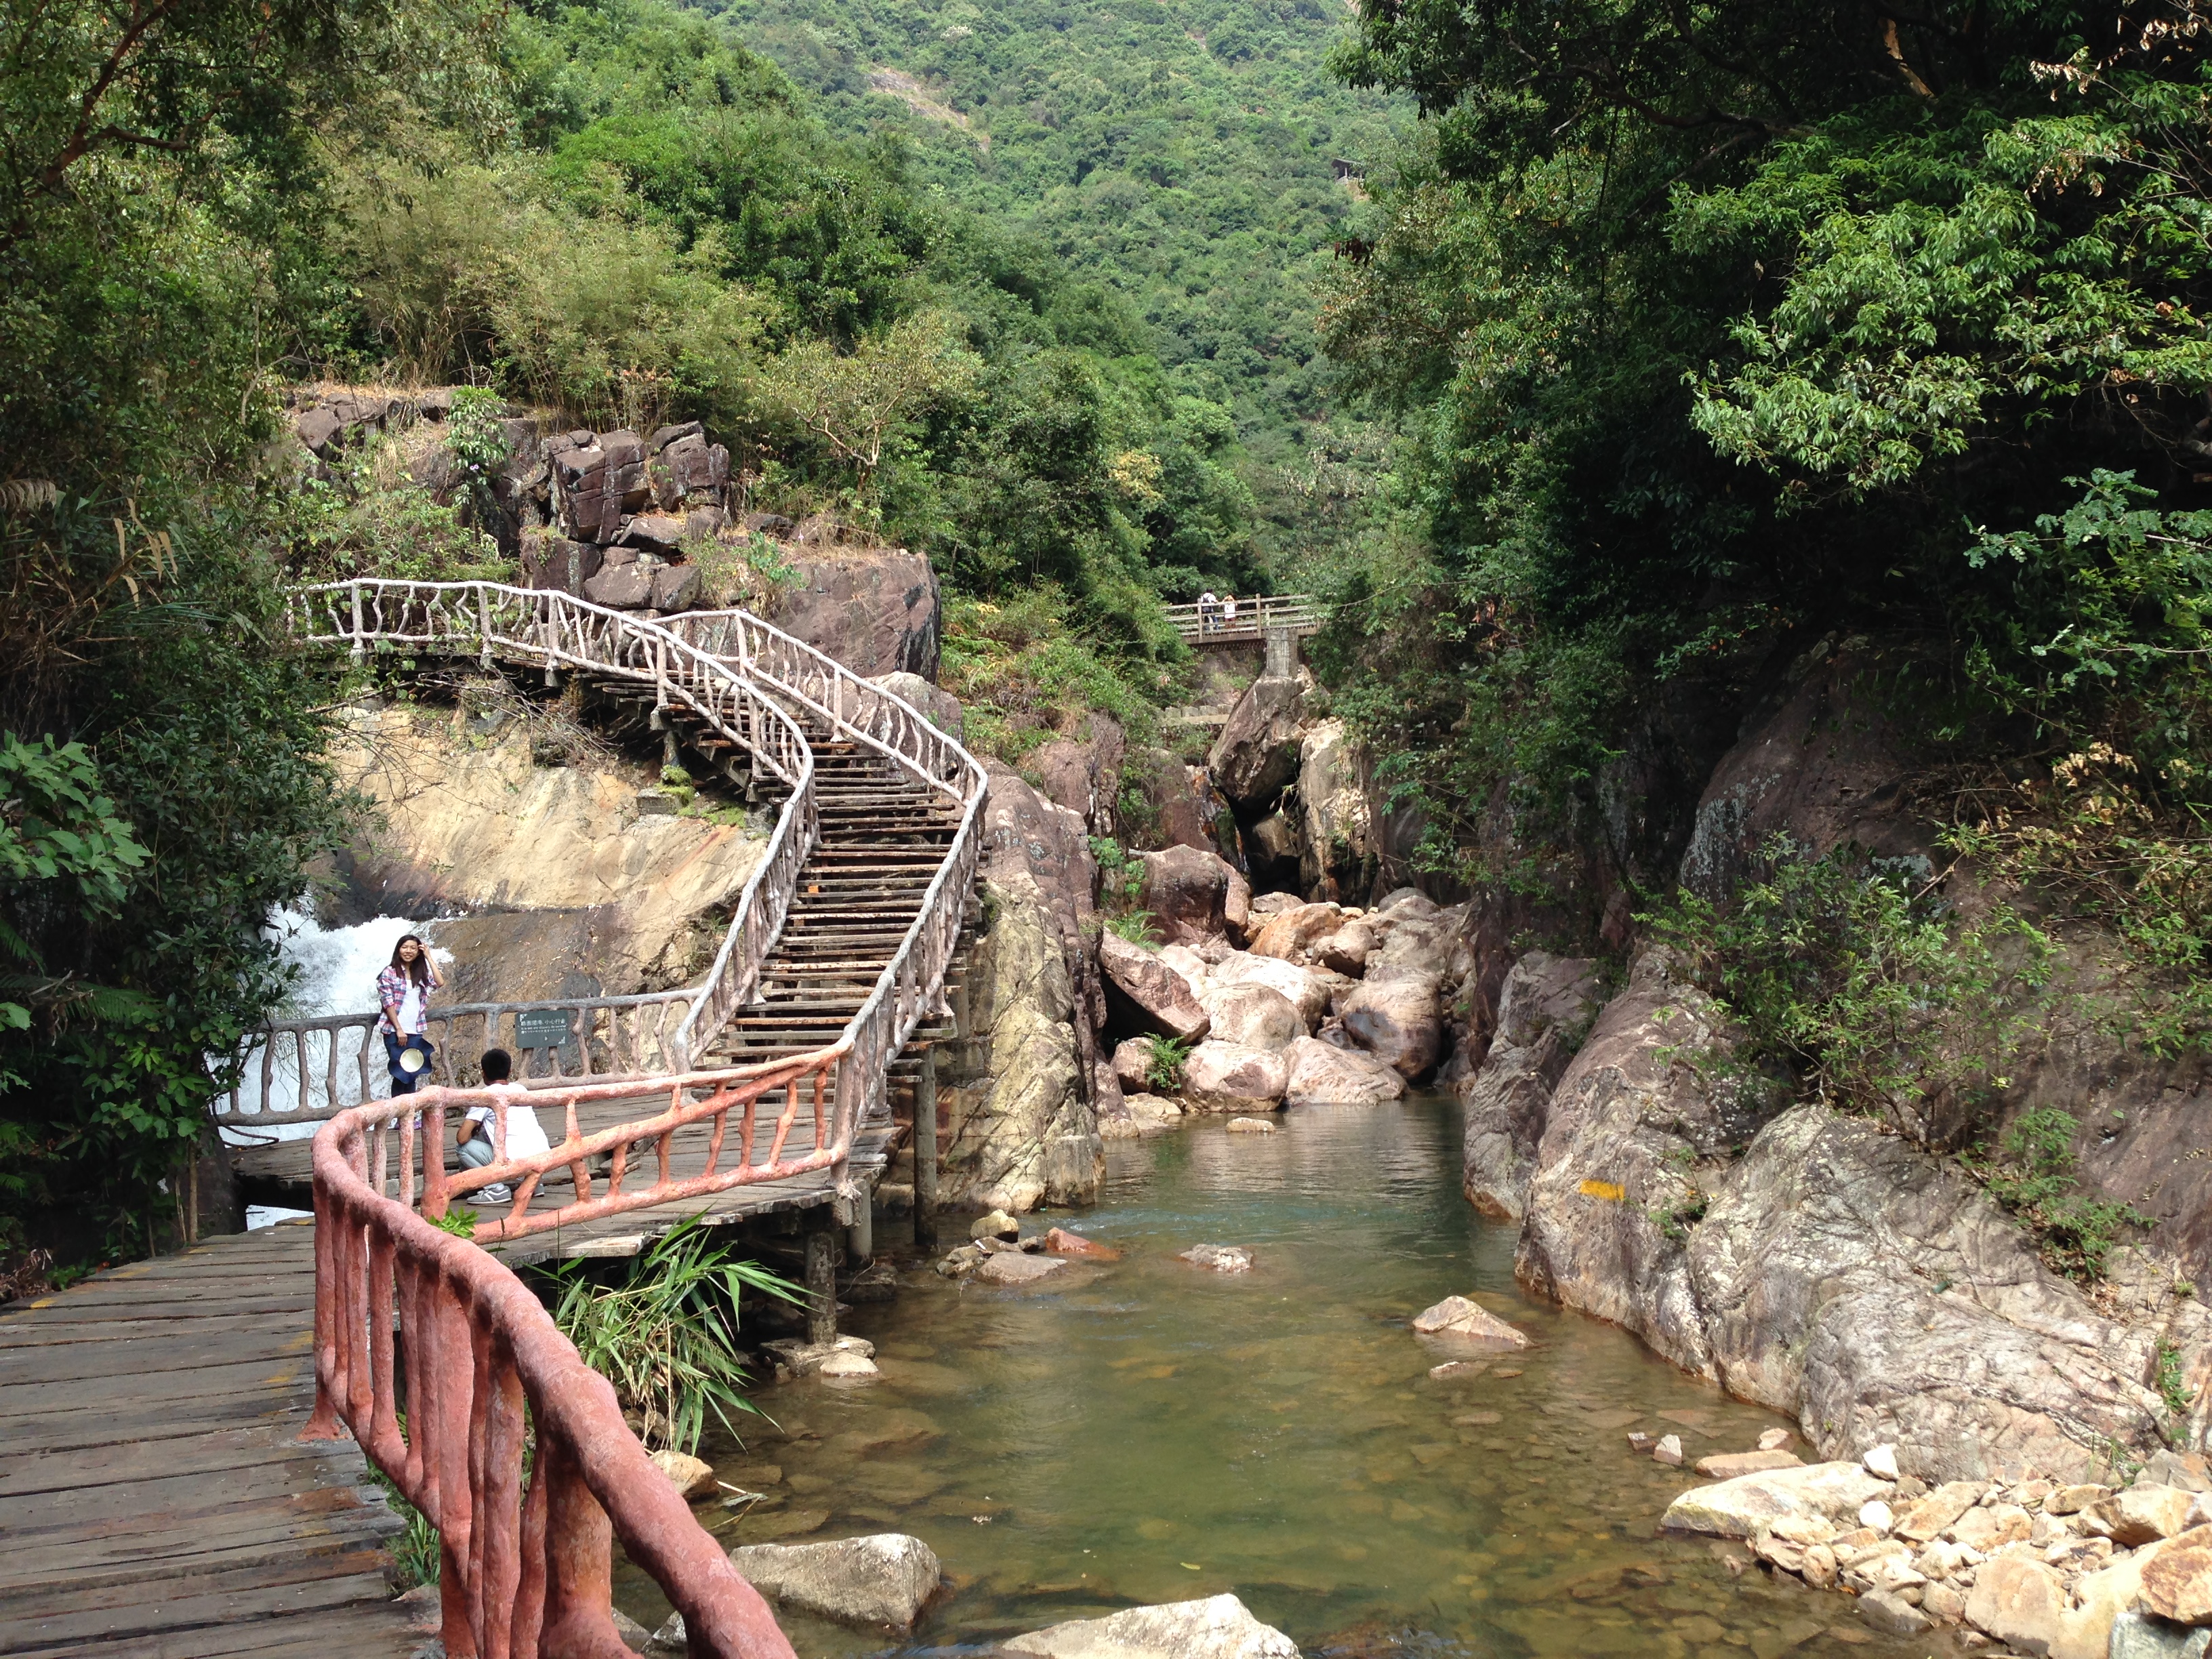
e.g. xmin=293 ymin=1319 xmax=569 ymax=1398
xmin=228 ymin=907 xmax=451 ymax=1227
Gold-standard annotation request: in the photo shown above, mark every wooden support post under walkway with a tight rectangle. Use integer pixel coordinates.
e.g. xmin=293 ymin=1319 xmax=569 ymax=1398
xmin=914 ymin=1044 xmax=939 ymax=1254
xmin=803 ymin=1207 xmax=839 ymax=1349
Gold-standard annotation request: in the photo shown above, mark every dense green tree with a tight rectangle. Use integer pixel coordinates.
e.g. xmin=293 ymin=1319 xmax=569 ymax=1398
xmin=1318 ymin=0 xmax=2212 ymax=889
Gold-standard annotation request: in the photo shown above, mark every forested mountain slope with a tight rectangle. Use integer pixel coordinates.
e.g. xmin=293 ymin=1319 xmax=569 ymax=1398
xmin=710 ymin=0 xmax=1405 ymax=551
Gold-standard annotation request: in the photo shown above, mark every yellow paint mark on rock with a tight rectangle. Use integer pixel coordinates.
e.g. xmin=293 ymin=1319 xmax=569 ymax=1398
xmin=1578 ymin=1179 xmax=1625 ymax=1202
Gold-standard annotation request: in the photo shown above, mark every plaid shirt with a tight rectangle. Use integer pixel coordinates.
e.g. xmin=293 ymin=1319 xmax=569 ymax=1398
xmin=376 ymin=960 xmax=442 ymax=1035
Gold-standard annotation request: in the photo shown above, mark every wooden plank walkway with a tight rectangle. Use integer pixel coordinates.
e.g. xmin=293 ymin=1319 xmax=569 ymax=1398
xmin=0 ymin=1224 xmax=417 ymax=1659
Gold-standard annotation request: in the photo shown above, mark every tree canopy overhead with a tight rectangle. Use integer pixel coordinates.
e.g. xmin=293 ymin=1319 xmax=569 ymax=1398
xmin=1317 ymin=0 xmax=2212 ymax=899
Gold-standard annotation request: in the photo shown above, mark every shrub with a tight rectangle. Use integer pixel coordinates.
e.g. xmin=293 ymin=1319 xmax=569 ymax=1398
xmin=1647 ymin=838 xmax=2054 ymax=1143
xmin=1143 ymin=1033 xmax=1192 ymax=1093
xmin=1965 ymin=1108 xmax=2150 ymax=1283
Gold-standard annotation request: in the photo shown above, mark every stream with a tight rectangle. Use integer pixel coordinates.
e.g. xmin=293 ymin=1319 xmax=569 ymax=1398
xmin=628 ymin=1092 xmax=1958 ymax=1658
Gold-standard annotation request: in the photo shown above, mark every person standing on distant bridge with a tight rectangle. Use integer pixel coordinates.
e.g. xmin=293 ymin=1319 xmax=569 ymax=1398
xmin=1220 ymin=594 xmax=1238 ymax=632
xmin=377 ymin=934 xmax=443 ymax=1096
xmin=1198 ymin=590 xmax=1219 ymax=634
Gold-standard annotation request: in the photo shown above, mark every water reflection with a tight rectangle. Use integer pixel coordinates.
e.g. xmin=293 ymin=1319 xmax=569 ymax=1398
xmin=624 ymin=1095 xmax=1958 ymax=1658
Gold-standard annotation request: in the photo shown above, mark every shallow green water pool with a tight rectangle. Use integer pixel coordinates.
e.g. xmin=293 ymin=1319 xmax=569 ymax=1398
xmin=626 ymin=1093 xmax=1957 ymax=1658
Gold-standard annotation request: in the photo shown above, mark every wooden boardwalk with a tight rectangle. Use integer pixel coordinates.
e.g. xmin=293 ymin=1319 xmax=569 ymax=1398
xmin=0 ymin=1224 xmax=417 ymax=1659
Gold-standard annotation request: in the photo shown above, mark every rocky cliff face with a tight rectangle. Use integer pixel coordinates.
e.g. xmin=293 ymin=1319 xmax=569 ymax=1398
xmin=1439 ymin=639 xmax=2212 ymax=1483
xmin=327 ymin=697 xmax=767 ymax=1006
xmin=934 ymin=762 xmax=1106 ymax=1210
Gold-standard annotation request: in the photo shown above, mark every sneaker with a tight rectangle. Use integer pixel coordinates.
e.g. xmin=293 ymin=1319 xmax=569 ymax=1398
xmin=479 ymin=1183 xmax=512 ymax=1204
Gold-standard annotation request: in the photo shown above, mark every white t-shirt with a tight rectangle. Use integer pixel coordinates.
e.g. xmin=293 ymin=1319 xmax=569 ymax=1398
xmin=465 ymin=1086 xmax=551 ymax=1159
xmin=1221 ymin=597 xmax=1238 ymax=621
xmin=397 ymin=982 xmax=428 ymax=1035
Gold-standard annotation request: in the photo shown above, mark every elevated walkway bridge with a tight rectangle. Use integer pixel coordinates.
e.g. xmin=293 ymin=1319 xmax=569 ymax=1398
xmin=1 ymin=581 xmax=989 ymax=1659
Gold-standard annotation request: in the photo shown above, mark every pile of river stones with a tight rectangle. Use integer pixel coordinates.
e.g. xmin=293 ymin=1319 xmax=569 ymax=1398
xmin=1654 ymin=1438 xmax=2212 ymax=1654
xmin=1101 ymin=879 xmax=1469 ymax=1123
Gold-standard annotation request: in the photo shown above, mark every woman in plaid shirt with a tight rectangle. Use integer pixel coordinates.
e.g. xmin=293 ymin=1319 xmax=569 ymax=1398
xmin=378 ymin=935 xmax=443 ymax=1094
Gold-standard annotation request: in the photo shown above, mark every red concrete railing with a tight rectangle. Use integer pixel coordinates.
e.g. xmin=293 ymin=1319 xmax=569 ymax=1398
xmin=306 ymin=1057 xmax=859 ymax=1658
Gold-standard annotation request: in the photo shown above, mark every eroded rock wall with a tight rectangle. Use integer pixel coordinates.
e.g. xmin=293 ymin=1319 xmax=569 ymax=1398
xmin=329 ymin=700 xmax=768 ymax=1003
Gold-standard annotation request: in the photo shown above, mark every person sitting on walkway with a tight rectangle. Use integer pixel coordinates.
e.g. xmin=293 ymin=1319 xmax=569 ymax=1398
xmin=455 ymin=1048 xmax=552 ymax=1207
xmin=376 ymin=935 xmax=442 ymax=1095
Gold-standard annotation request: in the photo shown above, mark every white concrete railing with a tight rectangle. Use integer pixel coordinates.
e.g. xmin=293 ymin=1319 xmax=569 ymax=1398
xmin=219 ymin=994 xmax=699 ymax=1127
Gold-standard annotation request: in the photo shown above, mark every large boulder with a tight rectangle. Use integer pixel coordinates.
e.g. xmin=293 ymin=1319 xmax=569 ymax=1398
xmin=937 ymin=766 xmax=1104 ymax=1212
xmin=1180 ymin=1041 xmax=1290 ymax=1112
xmin=1284 ymin=1037 xmax=1406 ymax=1107
xmin=1660 ymin=1462 xmax=1892 ymax=1538
xmin=1200 ymin=983 xmax=1302 ymax=1052
xmin=1296 ymin=718 xmax=1374 ymax=901
xmin=760 ymin=545 xmax=941 ymax=679
xmin=1111 ymin=1036 xmax=1160 ymax=1095
xmin=1206 ymin=953 xmax=1329 ymax=1031
xmin=1208 ymin=672 xmax=1313 ymax=811
xmin=869 ymin=672 xmax=964 ymax=742
xmin=1458 ymin=950 xmax=1601 ymax=1220
xmin=1099 ymin=933 xmax=1210 ymax=1044
xmin=725 ymin=1534 xmax=942 ymax=1632
xmin=1004 ymin=1595 xmax=1300 ymax=1659
xmin=1338 ymin=972 xmax=1443 ymax=1079
xmin=1137 ymin=844 xmax=1237 ymax=944
xmin=1248 ymin=901 xmax=1344 ymax=964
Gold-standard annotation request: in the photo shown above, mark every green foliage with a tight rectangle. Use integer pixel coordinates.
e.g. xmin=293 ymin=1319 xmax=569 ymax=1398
xmin=2158 ymin=1340 xmax=2194 ymax=1418
xmin=1967 ymin=1108 xmax=2151 ymax=1283
xmin=367 ymin=1462 xmax=443 ymax=1589
xmin=1143 ymin=1033 xmax=1191 ymax=1093
xmin=286 ymin=431 xmax=508 ymax=583
xmin=1647 ymin=838 xmax=2053 ymax=1138
xmin=445 ymin=390 xmax=512 ymax=478
xmin=1090 ymin=835 xmax=1145 ymax=909
xmin=1314 ymin=0 xmax=2212 ymax=913
xmin=548 ymin=1219 xmax=800 ymax=1456
xmin=939 ymin=589 xmax=1181 ymax=764
xmin=1104 ymin=912 xmax=1161 ymax=949
xmin=720 ymin=0 xmax=1404 ymax=488
xmin=430 ymin=1205 xmax=480 ymax=1238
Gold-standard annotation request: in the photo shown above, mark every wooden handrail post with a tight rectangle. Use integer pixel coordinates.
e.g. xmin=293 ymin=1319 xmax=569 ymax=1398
xmin=914 ymin=1044 xmax=938 ymax=1252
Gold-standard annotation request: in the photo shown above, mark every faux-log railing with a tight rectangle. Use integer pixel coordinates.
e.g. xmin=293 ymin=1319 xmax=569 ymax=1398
xmin=309 ymin=1075 xmax=818 ymax=1659
xmin=287 ymin=579 xmax=822 ymax=1080
xmin=664 ymin=607 xmax=989 ymax=1166
xmin=289 ymin=581 xmax=989 ymax=1653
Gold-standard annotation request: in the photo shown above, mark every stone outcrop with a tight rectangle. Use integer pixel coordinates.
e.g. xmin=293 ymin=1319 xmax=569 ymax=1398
xmin=1208 ymin=671 xmax=1313 ymax=811
xmin=1201 ymin=983 xmax=1301 ymax=1052
xmin=1458 ymin=950 xmax=1601 ymax=1219
xmin=1296 ymin=718 xmax=1373 ymax=901
xmin=724 ymin=1534 xmax=942 ymax=1631
xmin=329 ymin=700 xmax=766 ymax=1004
xmin=1029 ymin=715 xmax=1126 ymax=836
xmin=760 ymin=545 xmax=940 ymax=679
xmin=1003 ymin=1594 xmax=1299 ymax=1659
xmin=869 ymin=672 xmax=963 ymax=741
xmin=1409 ymin=1295 xmax=1529 ymax=1347
xmin=1493 ymin=941 xmax=2212 ymax=1481
xmin=936 ymin=765 xmax=1105 ymax=1212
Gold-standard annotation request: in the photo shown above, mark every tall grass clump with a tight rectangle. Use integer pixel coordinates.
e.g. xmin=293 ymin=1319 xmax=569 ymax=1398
xmin=548 ymin=1219 xmax=800 ymax=1456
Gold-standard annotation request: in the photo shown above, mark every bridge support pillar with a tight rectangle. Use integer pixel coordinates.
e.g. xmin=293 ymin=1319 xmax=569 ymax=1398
xmin=1264 ymin=626 xmax=1298 ymax=678
xmin=803 ymin=1207 xmax=839 ymax=1348
xmin=914 ymin=1045 xmax=939 ymax=1254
